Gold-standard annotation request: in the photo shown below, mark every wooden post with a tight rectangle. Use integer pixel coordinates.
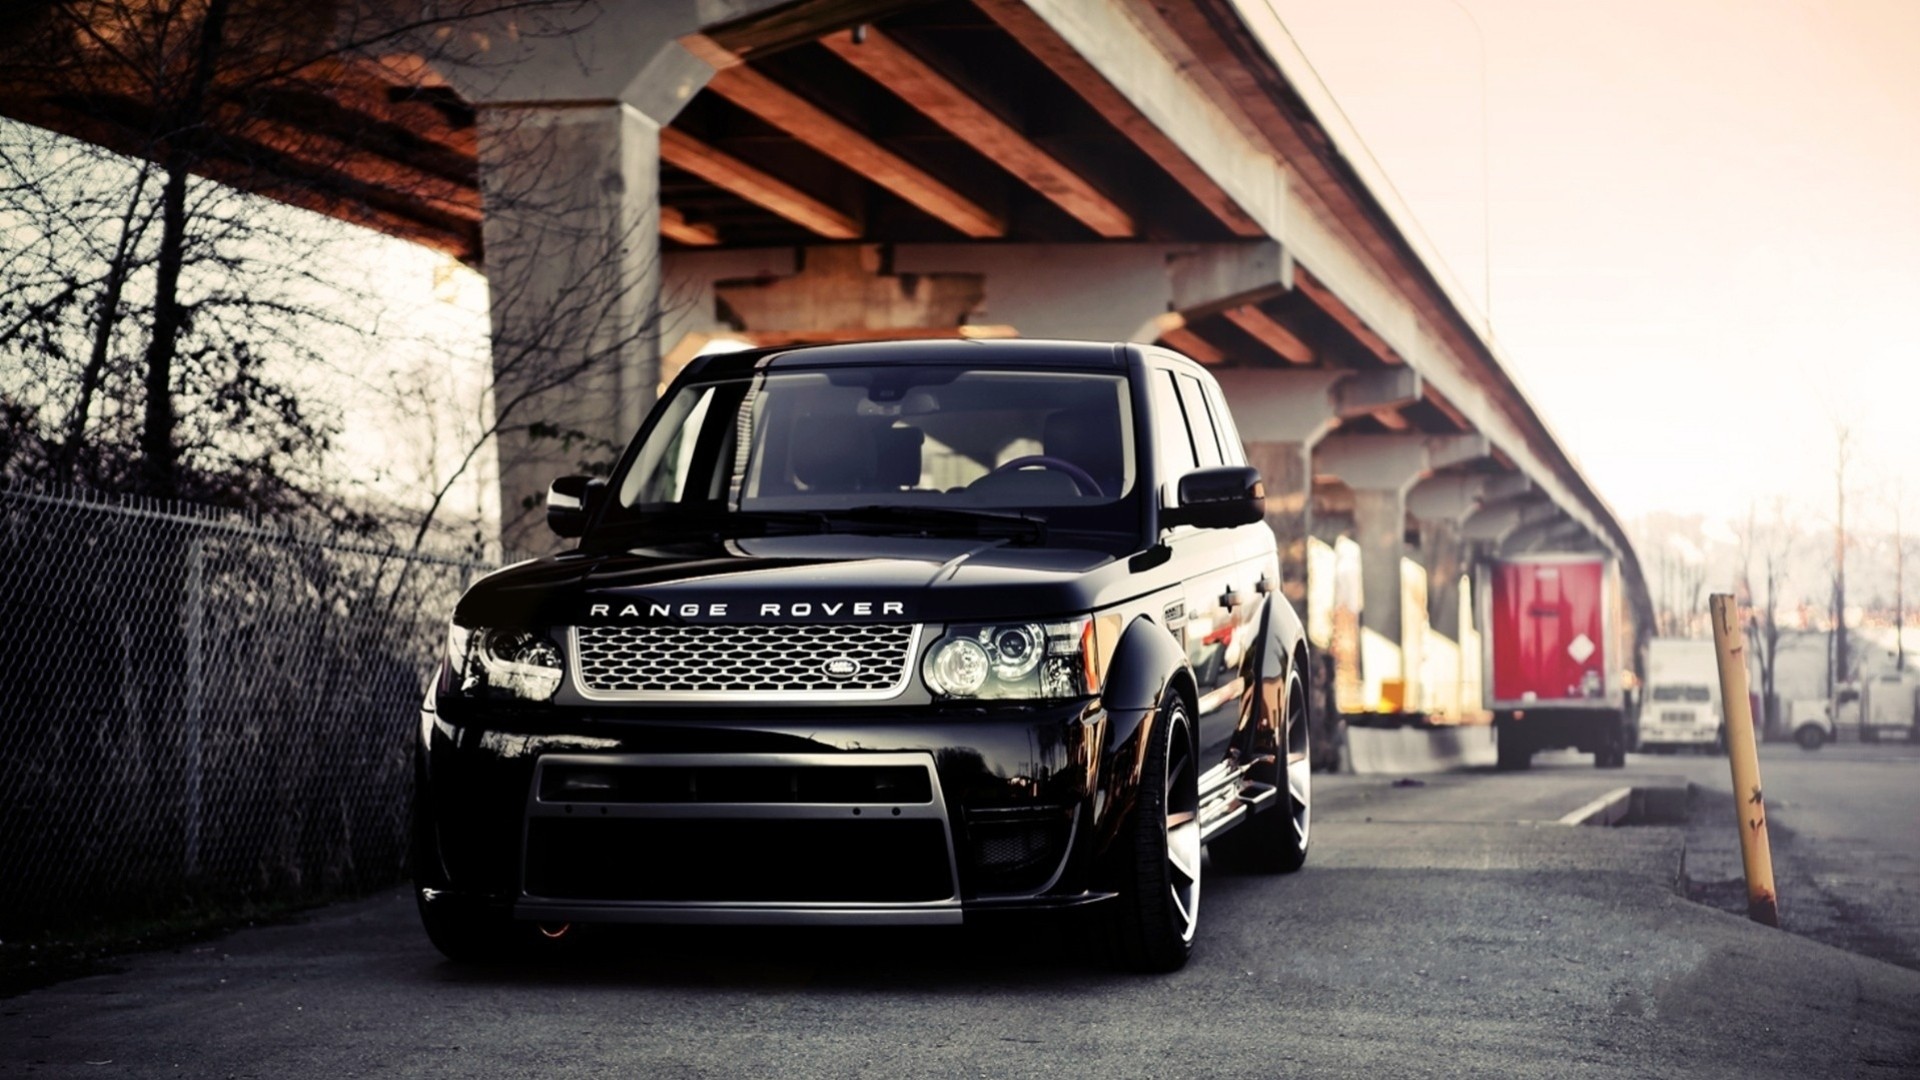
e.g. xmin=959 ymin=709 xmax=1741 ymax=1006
xmin=1709 ymin=593 xmax=1779 ymax=927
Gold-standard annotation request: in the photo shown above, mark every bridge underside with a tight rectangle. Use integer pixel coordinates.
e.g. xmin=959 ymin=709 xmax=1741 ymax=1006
xmin=0 ymin=0 xmax=1653 ymax=721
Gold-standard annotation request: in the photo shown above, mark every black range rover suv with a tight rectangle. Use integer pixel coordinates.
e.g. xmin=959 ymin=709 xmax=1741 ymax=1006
xmin=417 ymin=338 xmax=1311 ymax=971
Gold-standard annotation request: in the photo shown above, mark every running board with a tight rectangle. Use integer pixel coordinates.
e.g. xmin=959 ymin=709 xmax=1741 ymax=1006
xmin=1196 ymin=765 xmax=1279 ymax=842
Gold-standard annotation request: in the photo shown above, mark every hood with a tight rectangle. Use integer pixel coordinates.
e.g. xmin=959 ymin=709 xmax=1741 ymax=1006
xmin=453 ymin=533 xmax=1131 ymax=628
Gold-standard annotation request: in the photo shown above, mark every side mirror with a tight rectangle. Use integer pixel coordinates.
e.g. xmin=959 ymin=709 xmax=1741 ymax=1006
xmin=547 ymin=476 xmax=606 ymax=538
xmin=1161 ymin=466 xmax=1265 ymax=530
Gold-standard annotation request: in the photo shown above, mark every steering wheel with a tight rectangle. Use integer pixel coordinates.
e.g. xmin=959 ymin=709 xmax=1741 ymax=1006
xmin=989 ymin=455 xmax=1102 ymax=497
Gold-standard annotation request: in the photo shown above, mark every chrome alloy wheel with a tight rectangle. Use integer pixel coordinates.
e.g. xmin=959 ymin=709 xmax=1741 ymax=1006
xmin=1163 ymin=699 xmax=1201 ymax=944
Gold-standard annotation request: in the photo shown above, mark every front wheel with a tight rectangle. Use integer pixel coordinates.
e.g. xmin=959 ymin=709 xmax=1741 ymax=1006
xmin=1795 ymin=725 xmax=1826 ymax=751
xmin=1496 ymin=724 xmax=1533 ymax=771
xmin=1109 ymin=689 xmax=1201 ymax=973
xmin=417 ymin=890 xmax=564 ymax=964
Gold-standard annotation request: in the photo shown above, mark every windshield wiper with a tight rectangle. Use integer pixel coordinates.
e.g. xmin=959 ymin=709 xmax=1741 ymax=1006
xmin=814 ymin=505 xmax=1048 ymax=543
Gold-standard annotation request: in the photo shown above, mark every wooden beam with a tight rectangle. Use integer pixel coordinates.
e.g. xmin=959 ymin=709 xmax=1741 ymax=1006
xmin=660 ymin=206 xmax=719 ymax=246
xmin=1369 ymin=408 xmax=1411 ymax=431
xmin=1295 ymin=267 xmax=1402 ymax=365
xmin=1423 ymin=386 xmax=1475 ymax=434
xmin=659 ymin=126 xmax=861 ymax=239
xmin=1222 ymin=303 xmax=1314 ymax=365
xmin=972 ymin=0 xmax=1264 ymax=239
xmin=697 ymin=59 xmax=1005 ymax=238
xmin=1160 ymin=326 xmax=1226 ymax=365
xmin=818 ymin=28 xmax=1133 ymax=238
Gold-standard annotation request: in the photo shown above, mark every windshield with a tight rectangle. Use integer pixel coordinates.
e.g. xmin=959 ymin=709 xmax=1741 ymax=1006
xmin=599 ymin=365 xmax=1141 ymax=544
xmin=1651 ymin=685 xmax=1713 ymax=703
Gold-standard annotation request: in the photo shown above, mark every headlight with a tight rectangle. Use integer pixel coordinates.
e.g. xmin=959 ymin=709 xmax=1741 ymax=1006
xmin=923 ymin=618 xmax=1097 ymax=700
xmin=447 ymin=622 xmax=563 ymax=701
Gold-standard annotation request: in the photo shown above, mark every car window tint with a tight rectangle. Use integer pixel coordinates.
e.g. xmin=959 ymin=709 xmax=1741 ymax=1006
xmin=1152 ymin=370 xmax=1198 ymax=479
xmin=1199 ymin=377 xmax=1247 ymax=465
xmin=1175 ymin=373 xmax=1224 ymax=468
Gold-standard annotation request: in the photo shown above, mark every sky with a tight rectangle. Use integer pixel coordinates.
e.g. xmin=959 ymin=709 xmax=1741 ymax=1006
xmin=1261 ymin=0 xmax=1920 ymax=531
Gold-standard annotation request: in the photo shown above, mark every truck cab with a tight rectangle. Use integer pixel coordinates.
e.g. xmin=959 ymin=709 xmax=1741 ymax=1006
xmin=1636 ymin=638 xmax=1723 ymax=753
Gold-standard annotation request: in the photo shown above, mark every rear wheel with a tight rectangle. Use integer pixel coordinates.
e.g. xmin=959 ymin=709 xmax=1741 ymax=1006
xmin=1795 ymin=724 xmax=1826 ymax=751
xmin=1211 ymin=670 xmax=1311 ymax=874
xmin=1109 ymin=689 xmax=1200 ymax=973
xmin=1496 ymin=723 xmax=1533 ymax=771
xmin=1594 ymin=719 xmax=1628 ymax=769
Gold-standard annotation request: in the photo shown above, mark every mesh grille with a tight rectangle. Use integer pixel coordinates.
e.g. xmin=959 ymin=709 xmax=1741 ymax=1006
xmin=575 ymin=623 xmax=917 ymax=696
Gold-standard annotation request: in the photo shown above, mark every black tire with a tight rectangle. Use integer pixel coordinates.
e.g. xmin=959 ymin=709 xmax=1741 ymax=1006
xmin=417 ymin=890 xmax=563 ymax=964
xmin=1495 ymin=725 xmax=1533 ymax=771
xmin=1795 ymin=725 xmax=1826 ymax=751
xmin=1211 ymin=669 xmax=1311 ymax=875
xmin=1109 ymin=689 xmax=1201 ymax=973
xmin=1862 ymin=728 xmax=1879 ymax=744
xmin=1594 ymin=719 xmax=1628 ymax=769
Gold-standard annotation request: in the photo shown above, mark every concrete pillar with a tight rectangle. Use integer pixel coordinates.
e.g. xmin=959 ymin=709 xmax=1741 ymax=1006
xmin=1215 ymin=369 xmax=1348 ymax=605
xmin=1407 ymin=473 xmax=1490 ymax=640
xmin=479 ymin=103 xmax=667 ymax=548
xmin=1315 ymin=434 xmax=1487 ymax=709
xmin=425 ymin=1 xmax=785 ymax=548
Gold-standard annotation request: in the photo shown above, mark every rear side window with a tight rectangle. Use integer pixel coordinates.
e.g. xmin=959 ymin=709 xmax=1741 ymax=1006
xmin=1174 ymin=373 xmax=1224 ymax=468
xmin=1151 ymin=371 xmax=1198 ymax=478
xmin=1200 ymin=378 xmax=1247 ymax=466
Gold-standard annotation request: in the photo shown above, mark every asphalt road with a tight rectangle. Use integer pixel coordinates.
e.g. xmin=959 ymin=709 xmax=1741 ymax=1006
xmin=4 ymin=746 xmax=1916 ymax=1079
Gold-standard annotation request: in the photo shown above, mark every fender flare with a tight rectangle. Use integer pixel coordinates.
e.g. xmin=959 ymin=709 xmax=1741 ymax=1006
xmin=1090 ymin=616 xmax=1194 ymax=871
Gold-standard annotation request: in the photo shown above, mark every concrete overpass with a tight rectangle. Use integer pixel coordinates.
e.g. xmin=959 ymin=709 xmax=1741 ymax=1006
xmin=0 ymin=0 xmax=1653 ymax=722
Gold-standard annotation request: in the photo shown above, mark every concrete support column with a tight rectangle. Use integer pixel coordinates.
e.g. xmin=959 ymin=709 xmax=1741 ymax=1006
xmin=1407 ymin=472 xmax=1491 ymax=641
xmin=1316 ymin=434 xmax=1487 ymax=710
xmin=1214 ymin=369 xmax=1350 ymax=606
xmin=479 ymin=103 xmax=665 ymax=547
xmin=424 ymin=2 xmax=787 ymax=548
xmin=1349 ymin=487 xmax=1411 ymax=660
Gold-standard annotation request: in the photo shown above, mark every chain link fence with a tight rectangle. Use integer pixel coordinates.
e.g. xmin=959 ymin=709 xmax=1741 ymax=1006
xmin=0 ymin=485 xmax=493 ymax=938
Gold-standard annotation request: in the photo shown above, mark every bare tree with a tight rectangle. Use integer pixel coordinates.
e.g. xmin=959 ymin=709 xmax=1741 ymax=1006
xmin=1739 ymin=498 xmax=1796 ymax=732
xmin=0 ymin=0 xmax=624 ymax=540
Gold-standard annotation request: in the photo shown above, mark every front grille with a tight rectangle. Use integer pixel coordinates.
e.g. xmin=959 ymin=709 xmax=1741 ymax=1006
xmin=572 ymin=623 xmax=918 ymax=698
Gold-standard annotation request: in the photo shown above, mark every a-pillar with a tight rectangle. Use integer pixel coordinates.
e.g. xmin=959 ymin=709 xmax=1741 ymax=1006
xmin=430 ymin=2 xmax=784 ymax=549
xmin=1315 ymin=434 xmax=1488 ymax=710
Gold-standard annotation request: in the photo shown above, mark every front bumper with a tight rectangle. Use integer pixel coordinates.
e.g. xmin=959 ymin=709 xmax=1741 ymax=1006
xmin=416 ymin=694 xmax=1136 ymax=926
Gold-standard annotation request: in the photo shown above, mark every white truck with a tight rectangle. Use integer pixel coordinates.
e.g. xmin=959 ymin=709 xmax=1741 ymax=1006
xmin=1636 ymin=638 xmax=1723 ymax=753
xmin=1859 ymin=673 xmax=1920 ymax=743
xmin=1784 ymin=698 xmax=1835 ymax=750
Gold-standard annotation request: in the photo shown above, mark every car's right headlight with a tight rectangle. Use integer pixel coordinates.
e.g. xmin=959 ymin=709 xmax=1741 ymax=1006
xmin=446 ymin=622 xmax=564 ymax=701
xmin=922 ymin=618 xmax=1099 ymax=700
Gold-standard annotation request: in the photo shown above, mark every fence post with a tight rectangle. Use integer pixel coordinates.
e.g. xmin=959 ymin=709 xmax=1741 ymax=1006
xmin=184 ymin=535 xmax=204 ymax=880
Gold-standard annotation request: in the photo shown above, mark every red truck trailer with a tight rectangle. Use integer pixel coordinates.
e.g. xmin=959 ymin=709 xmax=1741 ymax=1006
xmin=1482 ymin=554 xmax=1630 ymax=770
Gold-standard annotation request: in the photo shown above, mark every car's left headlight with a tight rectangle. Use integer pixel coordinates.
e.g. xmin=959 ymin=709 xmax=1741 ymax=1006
xmin=922 ymin=617 xmax=1098 ymax=700
xmin=445 ymin=622 xmax=564 ymax=701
